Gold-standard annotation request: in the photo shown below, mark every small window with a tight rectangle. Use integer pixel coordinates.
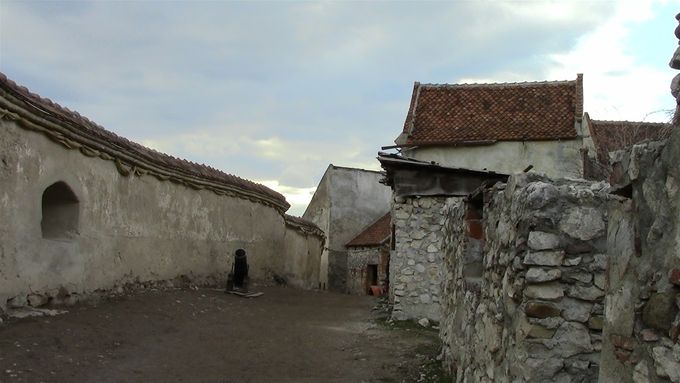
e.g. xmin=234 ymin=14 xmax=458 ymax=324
xmin=41 ymin=181 xmax=79 ymax=240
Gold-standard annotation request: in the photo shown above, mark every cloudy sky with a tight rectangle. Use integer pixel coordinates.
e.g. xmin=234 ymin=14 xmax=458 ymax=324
xmin=1 ymin=0 xmax=677 ymax=215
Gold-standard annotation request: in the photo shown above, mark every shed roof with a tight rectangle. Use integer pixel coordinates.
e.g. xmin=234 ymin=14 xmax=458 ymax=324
xmin=0 ymin=73 xmax=289 ymax=212
xmin=346 ymin=213 xmax=391 ymax=247
xmin=397 ymin=74 xmax=583 ymax=146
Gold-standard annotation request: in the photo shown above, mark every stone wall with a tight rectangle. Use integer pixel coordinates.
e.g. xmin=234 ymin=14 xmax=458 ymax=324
xmin=281 ymin=215 xmax=325 ymax=290
xmin=346 ymin=245 xmax=388 ymax=295
xmin=599 ymin=128 xmax=680 ymax=382
xmin=0 ymin=78 xmax=324 ymax=314
xmin=390 ymin=196 xmax=448 ymax=321
xmin=440 ymin=173 xmax=610 ymax=382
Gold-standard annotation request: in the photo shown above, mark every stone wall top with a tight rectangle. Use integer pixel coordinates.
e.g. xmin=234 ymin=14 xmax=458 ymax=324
xmin=284 ymin=214 xmax=326 ymax=238
xmin=0 ymin=73 xmax=290 ymax=213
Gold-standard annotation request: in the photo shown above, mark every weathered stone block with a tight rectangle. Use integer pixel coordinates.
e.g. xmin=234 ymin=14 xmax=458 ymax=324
xmin=27 ymin=294 xmax=49 ymax=307
xmin=652 ymin=346 xmax=680 ymax=382
xmin=530 ymin=316 xmax=564 ymax=329
xmin=633 ymin=360 xmax=650 ymax=383
xmin=559 ymin=206 xmax=606 ymax=241
xmin=567 ymin=285 xmax=604 ymax=301
xmin=526 ymin=267 xmax=561 ymax=283
xmin=670 ymin=268 xmax=680 ymax=286
xmin=525 ymin=357 xmax=564 ymax=381
xmin=528 ymin=324 xmax=556 ymax=339
xmin=525 ymin=301 xmax=562 ymax=318
xmin=641 ymin=329 xmax=660 ymax=342
xmin=525 ymin=181 xmax=560 ymax=209
xmin=588 ymin=316 xmax=603 ymax=331
xmin=561 ymin=297 xmax=592 ymax=322
xmin=562 ymin=271 xmax=593 ymax=284
xmin=670 ymin=46 xmax=680 ymax=70
xmin=528 ymin=231 xmax=561 ymax=250
xmin=525 ymin=284 xmax=564 ymax=301
xmin=642 ymin=292 xmax=679 ymax=333
xmin=563 ymin=256 xmax=582 ymax=266
xmin=524 ymin=250 xmax=564 ymax=266
xmin=593 ymin=274 xmax=606 ymax=290
xmin=543 ymin=321 xmax=593 ymax=358
xmin=610 ymin=334 xmax=636 ymax=351
xmin=566 ymin=359 xmax=590 ymax=373
xmin=589 ymin=253 xmax=608 ymax=272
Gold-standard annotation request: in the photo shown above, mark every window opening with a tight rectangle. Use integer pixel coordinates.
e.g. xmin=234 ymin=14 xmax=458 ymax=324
xmin=41 ymin=181 xmax=79 ymax=240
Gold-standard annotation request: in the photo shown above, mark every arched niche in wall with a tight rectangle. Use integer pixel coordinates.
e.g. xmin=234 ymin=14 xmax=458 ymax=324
xmin=41 ymin=181 xmax=80 ymax=240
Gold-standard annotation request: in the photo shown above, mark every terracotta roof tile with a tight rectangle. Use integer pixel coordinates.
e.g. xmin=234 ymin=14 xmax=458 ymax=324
xmin=346 ymin=213 xmax=391 ymax=247
xmin=587 ymin=114 xmax=671 ymax=164
xmin=399 ymin=75 xmax=582 ymax=146
xmin=0 ymin=72 xmax=289 ymax=211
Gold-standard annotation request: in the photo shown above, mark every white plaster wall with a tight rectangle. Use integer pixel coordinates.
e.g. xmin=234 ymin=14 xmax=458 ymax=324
xmin=303 ymin=165 xmax=392 ymax=292
xmin=282 ymin=226 xmax=323 ymax=290
xmin=403 ymin=139 xmax=583 ymax=179
xmin=0 ymin=121 xmax=287 ymax=307
xmin=327 ymin=167 xmax=392 ymax=251
xmin=302 ymin=167 xmax=331 ymax=289
xmin=327 ymin=167 xmax=391 ymax=292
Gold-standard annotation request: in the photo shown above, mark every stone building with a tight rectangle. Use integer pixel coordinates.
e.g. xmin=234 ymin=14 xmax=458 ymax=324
xmin=0 ymin=73 xmax=324 ymax=312
xmin=394 ymin=75 xmax=585 ymax=179
xmin=435 ymin=113 xmax=680 ymax=383
xmin=378 ymin=153 xmax=507 ymax=321
xmin=345 ymin=213 xmax=391 ymax=295
xmin=380 ymin=76 xmax=584 ymax=321
xmin=303 ymin=164 xmax=391 ymax=292
xmin=434 ymin=18 xmax=680 ymax=381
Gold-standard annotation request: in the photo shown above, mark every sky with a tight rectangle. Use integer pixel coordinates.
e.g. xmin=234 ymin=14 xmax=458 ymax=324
xmin=1 ymin=0 xmax=678 ymax=216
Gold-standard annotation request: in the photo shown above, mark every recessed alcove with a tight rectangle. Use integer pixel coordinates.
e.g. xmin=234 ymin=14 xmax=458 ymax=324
xmin=41 ymin=181 xmax=79 ymax=240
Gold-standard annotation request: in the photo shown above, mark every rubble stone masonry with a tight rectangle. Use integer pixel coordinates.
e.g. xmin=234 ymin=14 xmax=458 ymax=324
xmin=390 ymin=196 xmax=450 ymax=321
xmin=440 ymin=173 xmax=611 ymax=382
xmin=599 ymin=127 xmax=680 ymax=383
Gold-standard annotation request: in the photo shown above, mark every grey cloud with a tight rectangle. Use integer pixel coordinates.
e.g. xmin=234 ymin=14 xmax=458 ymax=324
xmin=1 ymin=1 xmax=618 ymax=194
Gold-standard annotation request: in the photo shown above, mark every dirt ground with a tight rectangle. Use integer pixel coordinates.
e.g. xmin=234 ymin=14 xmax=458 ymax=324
xmin=0 ymin=286 xmax=444 ymax=383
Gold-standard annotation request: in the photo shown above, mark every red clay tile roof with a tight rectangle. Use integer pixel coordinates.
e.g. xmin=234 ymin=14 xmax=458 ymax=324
xmin=0 ymin=72 xmax=289 ymax=212
xmin=586 ymin=113 xmax=672 ymax=164
xmin=398 ymin=75 xmax=583 ymax=146
xmin=346 ymin=213 xmax=391 ymax=247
